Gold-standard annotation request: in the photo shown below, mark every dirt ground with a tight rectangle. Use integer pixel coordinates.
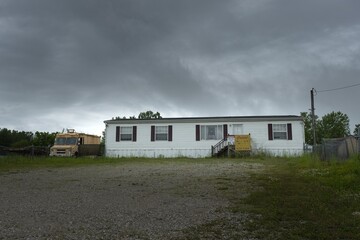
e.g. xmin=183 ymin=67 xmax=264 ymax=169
xmin=0 ymin=160 xmax=263 ymax=239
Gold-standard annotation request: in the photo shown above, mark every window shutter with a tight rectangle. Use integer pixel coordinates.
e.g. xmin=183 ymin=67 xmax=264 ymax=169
xmin=116 ymin=126 xmax=120 ymax=142
xmin=268 ymin=124 xmax=273 ymax=140
xmin=151 ymin=126 xmax=155 ymax=142
xmin=132 ymin=126 xmax=137 ymax=142
xmin=168 ymin=125 xmax=173 ymax=141
xmin=287 ymin=123 xmax=292 ymax=140
xmin=195 ymin=125 xmax=200 ymax=141
xmin=223 ymin=124 xmax=228 ymax=140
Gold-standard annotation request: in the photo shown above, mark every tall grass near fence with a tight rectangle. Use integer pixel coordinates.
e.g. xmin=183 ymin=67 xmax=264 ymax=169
xmin=237 ymin=154 xmax=360 ymax=239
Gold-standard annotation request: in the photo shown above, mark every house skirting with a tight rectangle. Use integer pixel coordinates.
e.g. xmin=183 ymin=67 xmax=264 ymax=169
xmin=105 ymin=147 xmax=304 ymax=158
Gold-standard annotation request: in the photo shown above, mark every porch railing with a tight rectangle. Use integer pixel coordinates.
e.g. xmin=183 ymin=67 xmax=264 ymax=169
xmin=211 ymin=138 xmax=228 ymax=156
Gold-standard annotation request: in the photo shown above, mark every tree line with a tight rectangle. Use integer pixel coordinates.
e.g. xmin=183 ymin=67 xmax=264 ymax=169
xmin=302 ymin=111 xmax=359 ymax=145
xmin=112 ymin=110 xmax=162 ymax=120
xmin=0 ymin=128 xmax=57 ymax=148
xmin=1 ymin=111 xmax=163 ymax=148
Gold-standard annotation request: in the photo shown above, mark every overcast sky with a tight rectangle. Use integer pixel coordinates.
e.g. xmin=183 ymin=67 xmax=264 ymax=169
xmin=1 ymin=0 xmax=359 ymax=136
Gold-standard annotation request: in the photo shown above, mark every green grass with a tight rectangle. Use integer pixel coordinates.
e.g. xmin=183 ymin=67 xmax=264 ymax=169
xmin=0 ymin=156 xmax=124 ymax=171
xmin=174 ymin=154 xmax=360 ymax=239
xmin=0 ymin=155 xmax=220 ymax=172
xmin=237 ymin=154 xmax=360 ymax=239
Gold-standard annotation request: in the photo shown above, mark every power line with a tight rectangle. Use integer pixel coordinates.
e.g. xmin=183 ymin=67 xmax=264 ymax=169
xmin=310 ymin=83 xmax=359 ymax=145
xmin=317 ymin=83 xmax=360 ymax=93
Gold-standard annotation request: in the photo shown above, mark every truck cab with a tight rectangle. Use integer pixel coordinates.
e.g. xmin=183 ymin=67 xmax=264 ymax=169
xmin=50 ymin=129 xmax=100 ymax=157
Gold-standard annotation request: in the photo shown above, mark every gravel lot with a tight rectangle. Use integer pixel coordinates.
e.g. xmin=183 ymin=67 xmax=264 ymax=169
xmin=0 ymin=160 xmax=263 ymax=239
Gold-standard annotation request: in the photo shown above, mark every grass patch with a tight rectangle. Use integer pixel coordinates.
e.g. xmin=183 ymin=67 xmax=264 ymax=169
xmin=238 ymin=154 xmax=360 ymax=239
xmin=0 ymin=155 xmax=225 ymax=172
xmin=0 ymin=156 xmax=139 ymax=171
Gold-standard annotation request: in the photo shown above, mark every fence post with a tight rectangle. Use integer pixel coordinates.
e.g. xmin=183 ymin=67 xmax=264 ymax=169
xmin=227 ymin=141 xmax=230 ymax=158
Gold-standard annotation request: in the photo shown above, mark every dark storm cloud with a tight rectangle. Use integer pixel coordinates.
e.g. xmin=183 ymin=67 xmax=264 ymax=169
xmin=1 ymin=0 xmax=360 ymax=134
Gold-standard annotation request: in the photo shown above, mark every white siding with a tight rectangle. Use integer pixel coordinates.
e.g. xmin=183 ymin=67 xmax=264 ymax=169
xmin=245 ymin=121 xmax=304 ymax=156
xmin=105 ymin=119 xmax=305 ymax=158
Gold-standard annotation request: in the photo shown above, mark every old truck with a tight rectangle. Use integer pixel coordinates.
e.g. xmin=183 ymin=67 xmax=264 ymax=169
xmin=49 ymin=129 xmax=101 ymax=157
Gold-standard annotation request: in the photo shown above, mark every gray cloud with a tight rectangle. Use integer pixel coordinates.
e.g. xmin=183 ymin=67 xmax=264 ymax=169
xmin=1 ymin=0 xmax=360 ymax=135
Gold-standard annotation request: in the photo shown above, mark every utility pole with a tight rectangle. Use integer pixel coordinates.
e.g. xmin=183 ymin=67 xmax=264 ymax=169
xmin=310 ymin=88 xmax=316 ymax=150
xmin=357 ymin=126 xmax=360 ymax=153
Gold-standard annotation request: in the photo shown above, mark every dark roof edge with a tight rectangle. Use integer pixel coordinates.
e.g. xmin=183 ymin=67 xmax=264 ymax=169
xmin=104 ymin=115 xmax=303 ymax=124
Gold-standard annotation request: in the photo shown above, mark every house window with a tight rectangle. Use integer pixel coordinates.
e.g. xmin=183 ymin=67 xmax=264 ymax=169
xmin=200 ymin=125 xmax=223 ymax=140
xmin=155 ymin=126 xmax=168 ymax=141
xmin=116 ymin=126 xmax=137 ymax=142
xmin=151 ymin=125 xmax=173 ymax=142
xmin=120 ymin=127 xmax=133 ymax=141
xmin=273 ymin=124 xmax=287 ymax=140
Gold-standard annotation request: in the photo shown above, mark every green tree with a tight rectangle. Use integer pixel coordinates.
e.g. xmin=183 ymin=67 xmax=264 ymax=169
xmin=11 ymin=140 xmax=31 ymax=148
xmin=317 ymin=111 xmax=350 ymax=140
xmin=301 ymin=112 xmax=319 ymax=145
xmin=138 ymin=110 xmax=162 ymax=119
xmin=13 ymin=130 xmax=33 ymax=147
xmin=0 ymin=128 xmax=12 ymax=147
xmin=32 ymin=132 xmax=57 ymax=146
xmin=354 ymin=124 xmax=360 ymax=137
xmin=0 ymin=128 xmax=33 ymax=147
xmin=0 ymin=128 xmax=59 ymax=147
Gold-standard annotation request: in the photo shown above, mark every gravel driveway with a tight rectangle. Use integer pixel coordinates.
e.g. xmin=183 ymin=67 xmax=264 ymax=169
xmin=0 ymin=160 xmax=263 ymax=239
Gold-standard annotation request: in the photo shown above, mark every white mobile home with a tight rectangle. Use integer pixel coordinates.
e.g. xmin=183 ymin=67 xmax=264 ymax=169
xmin=104 ymin=115 xmax=305 ymax=158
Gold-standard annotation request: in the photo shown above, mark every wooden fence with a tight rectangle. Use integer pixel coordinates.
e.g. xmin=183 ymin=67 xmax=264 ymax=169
xmin=0 ymin=145 xmax=50 ymax=156
xmin=319 ymin=136 xmax=359 ymax=161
